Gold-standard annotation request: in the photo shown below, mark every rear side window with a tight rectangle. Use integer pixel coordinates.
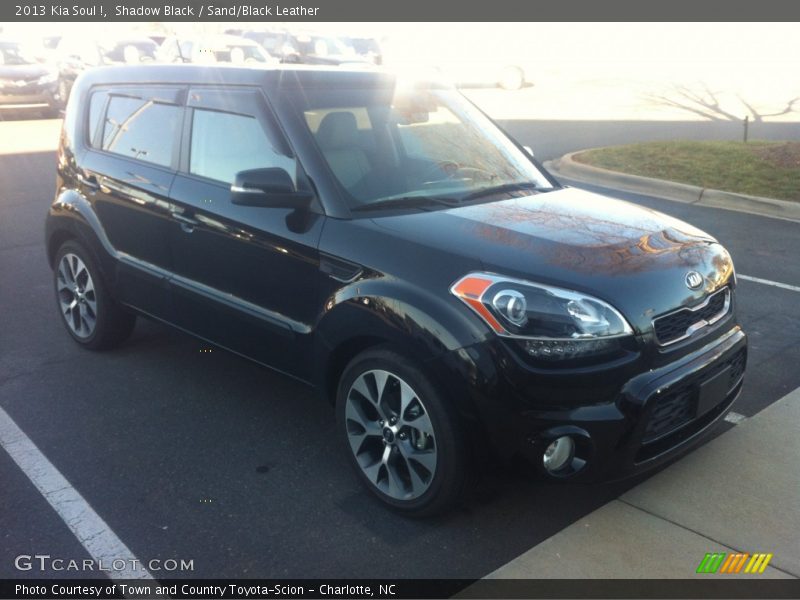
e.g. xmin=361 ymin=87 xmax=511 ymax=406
xmin=87 ymin=91 xmax=109 ymax=146
xmin=101 ymin=95 xmax=181 ymax=168
xmin=189 ymin=108 xmax=295 ymax=184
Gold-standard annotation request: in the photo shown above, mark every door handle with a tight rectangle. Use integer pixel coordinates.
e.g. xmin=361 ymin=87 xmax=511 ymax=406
xmin=172 ymin=212 xmax=199 ymax=232
xmin=77 ymin=172 xmax=100 ymax=192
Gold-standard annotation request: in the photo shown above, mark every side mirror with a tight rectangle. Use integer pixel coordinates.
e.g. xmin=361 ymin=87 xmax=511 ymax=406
xmin=231 ymin=168 xmax=313 ymax=208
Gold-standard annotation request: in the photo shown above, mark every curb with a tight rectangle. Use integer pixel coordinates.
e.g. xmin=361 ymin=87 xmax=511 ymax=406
xmin=474 ymin=385 xmax=800 ymax=581
xmin=544 ymin=150 xmax=800 ymax=224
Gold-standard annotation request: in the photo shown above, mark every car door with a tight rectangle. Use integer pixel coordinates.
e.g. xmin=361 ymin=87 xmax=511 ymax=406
xmin=79 ymin=85 xmax=184 ymax=318
xmin=168 ymin=86 xmax=325 ymax=378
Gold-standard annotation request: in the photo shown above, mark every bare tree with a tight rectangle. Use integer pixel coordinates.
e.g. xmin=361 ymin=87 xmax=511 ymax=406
xmin=737 ymin=95 xmax=800 ymax=123
xmin=646 ymin=83 xmax=800 ymax=123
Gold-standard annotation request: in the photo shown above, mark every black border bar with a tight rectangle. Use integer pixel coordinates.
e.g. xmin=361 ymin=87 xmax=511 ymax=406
xmin=3 ymin=579 xmax=800 ymax=599
xmin=3 ymin=0 xmax=800 ymax=21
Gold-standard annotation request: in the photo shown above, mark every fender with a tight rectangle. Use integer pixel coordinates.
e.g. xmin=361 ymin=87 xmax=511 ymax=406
xmin=312 ymin=273 xmax=498 ymax=420
xmin=46 ymin=188 xmax=120 ymax=287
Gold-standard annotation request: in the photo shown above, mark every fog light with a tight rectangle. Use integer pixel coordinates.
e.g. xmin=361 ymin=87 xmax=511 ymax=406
xmin=543 ymin=436 xmax=575 ymax=472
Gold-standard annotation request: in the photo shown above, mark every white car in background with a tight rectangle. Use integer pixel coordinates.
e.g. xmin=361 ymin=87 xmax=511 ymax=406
xmin=435 ymin=60 xmax=527 ymax=90
xmin=382 ymin=36 xmax=528 ymax=90
xmin=157 ymin=34 xmax=278 ymax=65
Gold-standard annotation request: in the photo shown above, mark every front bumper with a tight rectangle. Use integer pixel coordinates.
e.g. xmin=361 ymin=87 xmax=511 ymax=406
xmin=446 ymin=325 xmax=746 ymax=481
xmin=526 ymin=327 xmax=745 ymax=480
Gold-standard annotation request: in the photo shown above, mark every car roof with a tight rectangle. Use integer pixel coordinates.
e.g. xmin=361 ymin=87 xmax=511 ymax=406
xmin=78 ymin=63 xmax=404 ymax=89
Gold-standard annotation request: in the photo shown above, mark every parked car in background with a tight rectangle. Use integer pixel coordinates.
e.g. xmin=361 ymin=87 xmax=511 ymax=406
xmin=0 ymin=38 xmax=60 ymax=116
xmin=239 ymin=29 xmax=300 ymax=63
xmin=341 ymin=36 xmax=383 ymax=65
xmin=287 ymin=32 xmax=370 ymax=66
xmin=239 ymin=29 xmax=369 ymax=66
xmin=382 ymin=34 xmax=528 ymax=90
xmin=55 ymin=36 xmax=157 ymax=106
xmin=436 ymin=60 xmax=527 ymax=90
xmin=98 ymin=37 xmax=158 ymax=64
xmin=157 ymin=34 xmax=277 ymax=65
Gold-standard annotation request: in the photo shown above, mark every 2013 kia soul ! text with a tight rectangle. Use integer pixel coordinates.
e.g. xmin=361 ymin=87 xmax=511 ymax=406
xmin=47 ymin=65 xmax=747 ymax=515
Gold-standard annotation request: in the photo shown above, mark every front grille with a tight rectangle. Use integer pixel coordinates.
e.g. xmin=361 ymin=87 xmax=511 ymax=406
xmin=653 ymin=287 xmax=730 ymax=346
xmin=643 ymin=388 xmax=695 ymax=442
xmin=642 ymin=347 xmax=746 ymax=443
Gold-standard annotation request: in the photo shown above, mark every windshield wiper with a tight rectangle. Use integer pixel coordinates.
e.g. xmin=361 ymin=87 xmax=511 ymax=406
xmin=459 ymin=181 xmax=547 ymax=203
xmin=351 ymin=195 xmax=458 ymax=212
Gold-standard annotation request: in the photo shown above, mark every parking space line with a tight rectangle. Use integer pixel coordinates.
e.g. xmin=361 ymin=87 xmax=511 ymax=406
xmin=0 ymin=405 xmax=153 ymax=580
xmin=738 ymin=274 xmax=800 ymax=293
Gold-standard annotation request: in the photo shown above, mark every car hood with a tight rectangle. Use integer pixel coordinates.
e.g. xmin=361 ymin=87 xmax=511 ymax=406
xmin=369 ymin=187 xmax=735 ymax=333
xmin=0 ymin=63 xmax=52 ymax=80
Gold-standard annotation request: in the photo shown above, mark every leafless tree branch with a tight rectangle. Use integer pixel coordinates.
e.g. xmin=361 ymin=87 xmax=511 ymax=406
xmin=738 ymin=95 xmax=800 ymax=122
xmin=646 ymin=83 xmax=800 ymax=123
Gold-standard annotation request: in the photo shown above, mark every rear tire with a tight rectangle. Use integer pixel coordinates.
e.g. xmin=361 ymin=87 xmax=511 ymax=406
xmin=53 ymin=240 xmax=136 ymax=350
xmin=336 ymin=348 xmax=468 ymax=516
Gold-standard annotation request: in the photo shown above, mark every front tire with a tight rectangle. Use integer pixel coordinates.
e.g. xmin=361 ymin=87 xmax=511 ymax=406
xmin=336 ymin=348 xmax=468 ymax=516
xmin=53 ymin=240 xmax=136 ymax=350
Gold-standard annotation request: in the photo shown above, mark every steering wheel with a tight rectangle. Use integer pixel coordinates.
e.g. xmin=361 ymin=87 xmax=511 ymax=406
xmin=420 ymin=161 xmax=496 ymax=186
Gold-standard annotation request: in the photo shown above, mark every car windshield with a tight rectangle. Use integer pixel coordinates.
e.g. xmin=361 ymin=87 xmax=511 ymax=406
xmin=0 ymin=41 xmax=38 ymax=66
xmin=294 ymin=80 xmax=554 ymax=211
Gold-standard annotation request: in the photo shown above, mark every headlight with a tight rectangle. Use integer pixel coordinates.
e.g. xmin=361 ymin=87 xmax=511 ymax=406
xmin=450 ymin=273 xmax=633 ymax=359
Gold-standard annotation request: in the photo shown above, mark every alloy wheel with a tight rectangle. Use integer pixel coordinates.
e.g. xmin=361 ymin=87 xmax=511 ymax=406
xmin=56 ymin=253 xmax=97 ymax=338
xmin=345 ymin=369 xmax=438 ymax=500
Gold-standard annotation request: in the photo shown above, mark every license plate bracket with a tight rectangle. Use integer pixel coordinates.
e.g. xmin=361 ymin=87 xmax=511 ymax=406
xmin=697 ymin=366 xmax=732 ymax=417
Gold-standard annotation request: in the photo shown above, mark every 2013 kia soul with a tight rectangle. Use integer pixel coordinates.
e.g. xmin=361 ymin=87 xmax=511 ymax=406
xmin=47 ymin=65 xmax=747 ymax=515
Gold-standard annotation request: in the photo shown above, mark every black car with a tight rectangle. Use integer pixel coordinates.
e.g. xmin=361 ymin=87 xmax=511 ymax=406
xmin=47 ymin=65 xmax=746 ymax=516
xmin=0 ymin=39 xmax=60 ymax=116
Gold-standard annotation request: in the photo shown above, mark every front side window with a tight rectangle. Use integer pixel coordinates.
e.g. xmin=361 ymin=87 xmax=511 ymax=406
xmin=189 ymin=109 xmax=295 ymax=184
xmin=293 ymin=82 xmax=553 ymax=210
xmin=101 ymin=96 xmax=180 ymax=167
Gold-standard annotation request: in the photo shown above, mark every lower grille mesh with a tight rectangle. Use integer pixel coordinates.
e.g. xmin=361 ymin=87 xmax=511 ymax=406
xmin=642 ymin=347 xmax=746 ymax=443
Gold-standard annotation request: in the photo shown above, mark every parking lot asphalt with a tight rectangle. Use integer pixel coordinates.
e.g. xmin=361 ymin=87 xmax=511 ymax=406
xmin=1 ymin=113 xmax=799 ymax=580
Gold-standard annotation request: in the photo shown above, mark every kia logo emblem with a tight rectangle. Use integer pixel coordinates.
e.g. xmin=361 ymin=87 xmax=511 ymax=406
xmin=685 ymin=271 xmax=703 ymax=290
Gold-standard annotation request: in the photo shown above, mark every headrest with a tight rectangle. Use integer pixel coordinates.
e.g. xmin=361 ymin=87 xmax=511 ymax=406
xmin=316 ymin=111 xmax=360 ymax=150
